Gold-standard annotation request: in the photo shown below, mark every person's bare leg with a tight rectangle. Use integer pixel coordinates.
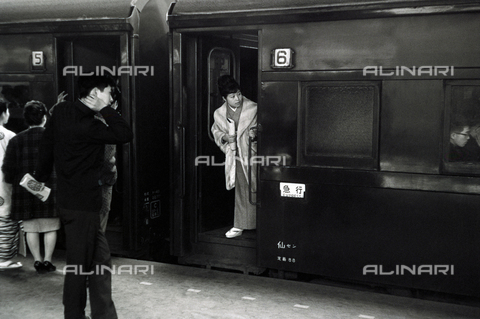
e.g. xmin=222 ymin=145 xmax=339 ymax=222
xmin=26 ymin=232 xmax=42 ymax=262
xmin=43 ymin=231 xmax=57 ymax=262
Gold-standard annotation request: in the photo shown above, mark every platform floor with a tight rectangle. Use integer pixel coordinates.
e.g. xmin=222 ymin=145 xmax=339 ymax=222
xmin=1 ymin=251 xmax=480 ymax=319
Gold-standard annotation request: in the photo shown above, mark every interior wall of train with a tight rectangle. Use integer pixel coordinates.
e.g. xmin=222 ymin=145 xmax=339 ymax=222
xmin=0 ymin=0 xmax=172 ymax=261
xmin=169 ymin=0 xmax=480 ymax=298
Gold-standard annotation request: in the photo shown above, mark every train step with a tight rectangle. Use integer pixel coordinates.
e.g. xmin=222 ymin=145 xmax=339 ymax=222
xmin=179 ymin=253 xmax=265 ymax=275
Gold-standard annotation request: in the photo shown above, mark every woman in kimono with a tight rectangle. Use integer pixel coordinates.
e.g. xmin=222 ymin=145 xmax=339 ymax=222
xmin=0 ymin=101 xmax=22 ymax=269
xmin=211 ymin=75 xmax=257 ymax=238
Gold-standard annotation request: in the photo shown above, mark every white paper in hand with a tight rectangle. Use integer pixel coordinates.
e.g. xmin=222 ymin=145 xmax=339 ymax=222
xmin=20 ymin=173 xmax=51 ymax=202
xmin=227 ymin=118 xmax=236 ymax=151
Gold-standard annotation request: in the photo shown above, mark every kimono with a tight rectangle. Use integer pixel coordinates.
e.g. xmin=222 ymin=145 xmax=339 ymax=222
xmin=211 ymin=97 xmax=257 ymax=230
xmin=0 ymin=125 xmax=20 ymax=260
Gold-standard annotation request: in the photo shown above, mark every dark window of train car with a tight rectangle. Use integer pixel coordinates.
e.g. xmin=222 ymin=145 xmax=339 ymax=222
xmin=299 ymin=82 xmax=380 ymax=169
xmin=443 ymin=81 xmax=480 ymax=175
xmin=207 ymin=48 xmax=236 ymax=142
xmin=0 ymin=82 xmax=30 ymax=133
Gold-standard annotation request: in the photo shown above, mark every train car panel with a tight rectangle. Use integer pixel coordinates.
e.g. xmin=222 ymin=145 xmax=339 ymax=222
xmin=169 ymin=0 xmax=480 ymax=300
xmin=0 ymin=0 xmax=172 ymax=260
xmin=0 ymin=0 xmax=133 ymax=21
xmin=168 ymin=0 xmax=480 ymax=29
xmin=0 ymin=34 xmax=54 ymax=74
xmin=258 ymin=179 xmax=480 ymax=296
xmin=261 ymin=13 xmax=480 ymax=72
xmin=258 ymin=81 xmax=298 ymax=166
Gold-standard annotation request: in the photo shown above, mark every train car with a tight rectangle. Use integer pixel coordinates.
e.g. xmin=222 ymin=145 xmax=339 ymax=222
xmin=0 ymin=0 xmax=172 ymax=260
xmin=168 ymin=0 xmax=480 ymax=298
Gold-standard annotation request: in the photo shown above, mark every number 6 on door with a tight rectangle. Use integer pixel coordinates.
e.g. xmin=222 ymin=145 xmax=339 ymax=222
xmin=271 ymin=48 xmax=294 ymax=69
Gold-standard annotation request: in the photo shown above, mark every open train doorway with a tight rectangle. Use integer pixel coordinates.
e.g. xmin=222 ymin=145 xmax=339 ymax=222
xmin=56 ymin=36 xmax=128 ymax=255
xmin=198 ymin=35 xmax=258 ymax=234
xmin=172 ymin=31 xmax=260 ymax=272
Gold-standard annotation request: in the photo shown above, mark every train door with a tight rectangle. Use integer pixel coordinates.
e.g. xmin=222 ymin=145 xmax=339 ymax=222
xmin=198 ymin=37 xmax=240 ymax=239
xmin=56 ymin=35 xmax=131 ymax=255
xmin=0 ymin=33 xmax=56 ymax=134
xmin=171 ymin=32 xmax=260 ymax=272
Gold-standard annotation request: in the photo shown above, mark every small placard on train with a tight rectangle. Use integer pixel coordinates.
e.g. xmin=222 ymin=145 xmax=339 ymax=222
xmin=271 ymin=48 xmax=294 ymax=69
xmin=280 ymin=182 xmax=305 ymax=198
xmin=31 ymin=51 xmax=46 ymax=71
xmin=31 ymin=51 xmax=44 ymax=67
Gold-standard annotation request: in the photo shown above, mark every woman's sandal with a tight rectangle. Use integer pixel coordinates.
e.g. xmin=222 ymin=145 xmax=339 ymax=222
xmin=225 ymin=227 xmax=243 ymax=238
xmin=0 ymin=260 xmax=23 ymax=270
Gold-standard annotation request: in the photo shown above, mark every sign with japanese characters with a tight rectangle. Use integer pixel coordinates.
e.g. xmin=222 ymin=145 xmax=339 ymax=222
xmin=280 ymin=182 xmax=305 ymax=198
xmin=277 ymin=241 xmax=297 ymax=263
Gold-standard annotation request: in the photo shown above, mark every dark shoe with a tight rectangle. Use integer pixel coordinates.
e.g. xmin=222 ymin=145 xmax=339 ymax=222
xmin=34 ymin=261 xmax=46 ymax=274
xmin=43 ymin=261 xmax=56 ymax=272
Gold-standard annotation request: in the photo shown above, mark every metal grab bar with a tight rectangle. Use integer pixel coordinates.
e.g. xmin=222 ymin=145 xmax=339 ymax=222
xmin=177 ymin=123 xmax=186 ymax=198
xmin=248 ymin=127 xmax=259 ymax=206
xmin=207 ymin=93 xmax=215 ymax=142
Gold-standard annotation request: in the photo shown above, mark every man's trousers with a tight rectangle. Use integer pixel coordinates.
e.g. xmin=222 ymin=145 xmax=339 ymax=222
xmin=59 ymin=207 xmax=117 ymax=319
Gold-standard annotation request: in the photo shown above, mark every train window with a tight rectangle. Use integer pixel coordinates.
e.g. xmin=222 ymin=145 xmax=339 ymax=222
xmin=207 ymin=48 xmax=236 ymax=141
xmin=208 ymin=49 xmax=235 ymax=101
xmin=443 ymin=81 xmax=480 ymax=175
xmin=0 ymin=82 xmax=30 ymax=133
xmin=0 ymin=82 xmax=29 ymax=107
xmin=298 ymin=82 xmax=380 ymax=169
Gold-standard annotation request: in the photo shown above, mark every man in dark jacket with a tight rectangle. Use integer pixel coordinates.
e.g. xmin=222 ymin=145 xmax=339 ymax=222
xmin=35 ymin=76 xmax=133 ymax=319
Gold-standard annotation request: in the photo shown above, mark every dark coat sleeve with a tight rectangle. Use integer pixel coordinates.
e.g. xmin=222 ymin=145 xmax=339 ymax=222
xmin=84 ymin=106 xmax=134 ymax=145
xmin=2 ymin=136 xmax=19 ymax=184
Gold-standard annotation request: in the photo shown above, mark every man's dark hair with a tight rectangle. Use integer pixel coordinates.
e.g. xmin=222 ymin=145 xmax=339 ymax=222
xmin=450 ymin=122 xmax=469 ymax=135
xmin=218 ymin=75 xmax=241 ymax=98
xmin=77 ymin=75 xmax=116 ymax=99
xmin=23 ymin=100 xmax=47 ymax=126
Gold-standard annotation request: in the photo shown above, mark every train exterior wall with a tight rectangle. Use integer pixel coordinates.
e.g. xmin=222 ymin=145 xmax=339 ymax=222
xmin=260 ymin=13 xmax=480 ymax=71
xmin=0 ymin=0 xmax=172 ymax=259
xmin=258 ymin=11 xmax=480 ymax=296
xmin=0 ymin=33 xmax=56 ymax=133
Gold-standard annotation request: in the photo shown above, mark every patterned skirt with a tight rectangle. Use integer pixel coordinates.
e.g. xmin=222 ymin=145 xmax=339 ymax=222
xmin=0 ymin=216 xmax=20 ymax=261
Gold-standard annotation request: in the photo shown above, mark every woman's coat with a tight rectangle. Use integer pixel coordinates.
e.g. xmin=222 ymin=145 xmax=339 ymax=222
xmin=211 ymin=97 xmax=257 ymax=191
